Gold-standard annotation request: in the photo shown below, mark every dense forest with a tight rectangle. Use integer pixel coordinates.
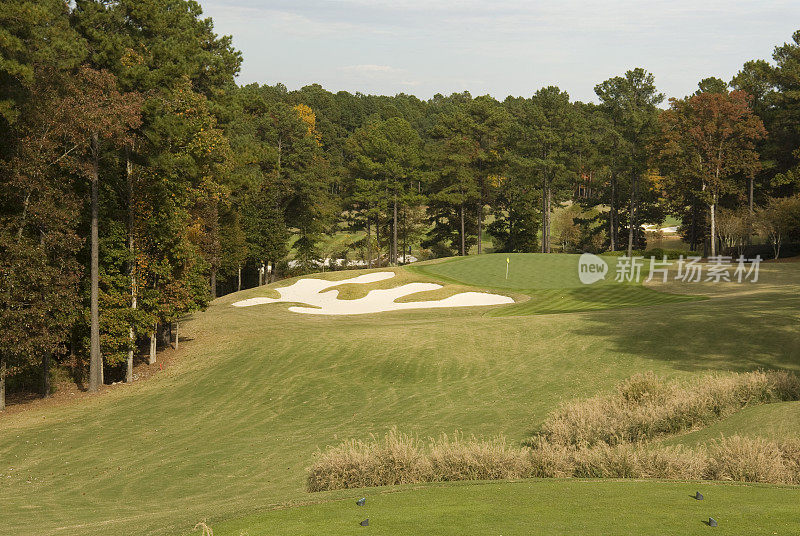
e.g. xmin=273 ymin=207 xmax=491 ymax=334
xmin=2 ymin=0 xmax=800 ymax=408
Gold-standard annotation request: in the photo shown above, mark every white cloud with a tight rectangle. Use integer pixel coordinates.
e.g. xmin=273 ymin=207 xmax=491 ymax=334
xmin=338 ymin=64 xmax=421 ymax=89
xmin=340 ymin=64 xmax=400 ymax=73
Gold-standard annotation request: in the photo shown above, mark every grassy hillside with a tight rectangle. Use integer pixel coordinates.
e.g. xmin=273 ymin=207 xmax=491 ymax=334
xmin=0 ymin=255 xmax=797 ymax=535
xmin=664 ymin=401 xmax=800 ymax=447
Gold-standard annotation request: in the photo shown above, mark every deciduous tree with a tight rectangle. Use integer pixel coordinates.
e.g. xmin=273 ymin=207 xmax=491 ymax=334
xmin=659 ymin=89 xmax=766 ymax=256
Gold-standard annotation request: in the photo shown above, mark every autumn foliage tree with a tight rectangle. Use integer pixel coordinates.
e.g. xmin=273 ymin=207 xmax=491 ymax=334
xmin=659 ymin=90 xmax=766 ymax=255
xmin=63 ymin=67 xmax=142 ymax=391
xmin=0 ymin=71 xmax=84 ymax=407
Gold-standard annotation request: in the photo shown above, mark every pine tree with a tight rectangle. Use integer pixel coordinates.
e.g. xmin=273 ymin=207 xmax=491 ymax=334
xmin=345 ymin=117 xmax=421 ymax=265
xmin=595 ymin=69 xmax=664 ymax=255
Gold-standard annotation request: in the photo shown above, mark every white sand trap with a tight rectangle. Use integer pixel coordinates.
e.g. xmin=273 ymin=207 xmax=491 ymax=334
xmin=231 ymin=271 xmax=513 ymax=315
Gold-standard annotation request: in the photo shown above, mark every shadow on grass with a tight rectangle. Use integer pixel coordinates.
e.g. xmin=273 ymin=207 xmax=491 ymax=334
xmin=486 ymin=285 xmax=703 ymax=317
xmin=567 ymin=283 xmax=800 ymax=373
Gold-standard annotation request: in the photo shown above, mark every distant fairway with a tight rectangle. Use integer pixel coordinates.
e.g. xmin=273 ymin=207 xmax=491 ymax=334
xmin=412 ymin=253 xmax=701 ymax=315
xmin=0 ymin=255 xmax=797 ymax=536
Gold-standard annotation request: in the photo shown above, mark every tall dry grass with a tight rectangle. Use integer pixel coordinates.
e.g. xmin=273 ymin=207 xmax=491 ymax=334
xmin=306 ymin=429 xmax=429 ymax=492
xmin=704 ymin=436 xmax=800 ymax=483
xmin=308 ymin=431 xmax=800 ymax=491
xmin=307 ymin=429 xmax=531 ymax=492
xmin=427 ymin=432 xmax=531 ymax=481
xmin=535 ymin=371 xmax=800 ymax=447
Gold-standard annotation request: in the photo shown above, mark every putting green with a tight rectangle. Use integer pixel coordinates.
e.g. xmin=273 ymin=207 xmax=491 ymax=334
xmin=411 ymin=253 xmax=702 ymax=315
xmin=413 ymin=253 xmax=603 ymax=289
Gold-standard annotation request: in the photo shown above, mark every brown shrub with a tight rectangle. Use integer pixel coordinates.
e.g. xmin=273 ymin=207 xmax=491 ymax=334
xmin=778 ymin=438 xmax=800 ymax=483
xmin=526 ymin=437 xmax=574 ymax=478
xmin=308 ymin=429 xmax=539 ymax=492
xmin=572 ymin=443 xmax=640 ymax=478
xmin=704 ymin=436 xmax=794 ymax=484
xmin=427 ymin=433 xmax=530 ymax=481
xmin=633 ymin=444 xmax=706 ymax=480
xmin=307 ymin=428 xmax=430 ymax=492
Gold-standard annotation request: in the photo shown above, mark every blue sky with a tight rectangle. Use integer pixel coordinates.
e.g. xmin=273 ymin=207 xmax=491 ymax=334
xmin=199 ymin=0 xmax=800 ymax=103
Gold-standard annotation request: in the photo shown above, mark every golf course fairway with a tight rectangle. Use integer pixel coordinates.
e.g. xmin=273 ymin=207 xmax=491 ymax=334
xmin=0 ymin=254 xmax=797 ymax=535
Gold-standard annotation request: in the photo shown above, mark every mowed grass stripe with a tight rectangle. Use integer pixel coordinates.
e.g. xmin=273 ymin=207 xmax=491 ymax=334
xmin=489 ymin=286 xmax=699 ymax=316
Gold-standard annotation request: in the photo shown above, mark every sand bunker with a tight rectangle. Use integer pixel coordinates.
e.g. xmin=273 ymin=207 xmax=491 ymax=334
xmin=231 ymin=271 xmax=513 ymax=315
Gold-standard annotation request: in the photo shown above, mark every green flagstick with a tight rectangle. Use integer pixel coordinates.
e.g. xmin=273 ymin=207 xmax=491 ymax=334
xmin=506 ymin=257 xmax=510 ymax=280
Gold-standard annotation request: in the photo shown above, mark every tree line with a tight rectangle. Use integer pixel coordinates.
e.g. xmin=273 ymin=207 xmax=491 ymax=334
xmin=2 ymin=0 xmax=800 ymax=409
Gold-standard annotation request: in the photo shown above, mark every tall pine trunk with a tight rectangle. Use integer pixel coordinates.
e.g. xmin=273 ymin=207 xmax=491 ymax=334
xmin=710 ymin=197 xmax=717 ymax=257
xmin=210 ymin=268 xmax=217 ymax=299
xmin=627 ymin=171 xmax=637 ymax=257
xmin=509 ymin=196 xmax=515 ymax=252
xmin=546 ymin=184 xmax=552 ymax=253
xmin=477 ymin=203 xmax=482 ymax=255
xmin=276 ymin=137 xmax=282 ymax=176
xmin=609 ymin=172 xmax=617 ymax=251
xmin=710 ymin=151 xmax=722 ymax=257
xmin=366 ymin=215 xmax=372 ymax=268
xmin=148 ymin=324 xmax=157 ymax=365
xmin=541 ymin=175 xmax=551 ymax=254
xmin=460 ymin=203 xmax=465 ymax=256
xmin=402 ymin=209 xmax=407 ymax=264
xmin=89 ymin=131 xmax=102 ymax=392
xmin=392 ymin=194 xmax=398 ymax=265
xmin=0 ymin=355 xmax=5 ymax=411
xmin=747 ymin=177 xmax=754 ymax=245
xmin=375 ymin=215 xmax=380 ymax=267
xmin=16 ymin=191 xmax=31 ymax=240
xmin=541 ymin=180 xmax=547 ymax=253
xmin=174 ymin=322 xmax=179 ymax=350
xmin=126 ymin=144 xmax=136 ymax=384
